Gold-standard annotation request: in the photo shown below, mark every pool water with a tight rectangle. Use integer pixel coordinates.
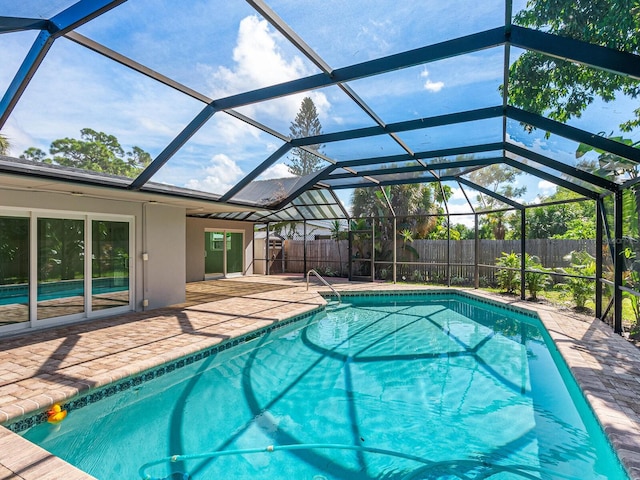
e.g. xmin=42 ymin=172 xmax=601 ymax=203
xmin=20 ymin=294 xmax=628 ymax=479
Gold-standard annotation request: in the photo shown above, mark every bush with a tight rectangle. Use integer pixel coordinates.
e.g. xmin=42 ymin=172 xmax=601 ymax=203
xmin=496 ymin=252 xmax=520 ymax=294
xmin=524 ymin=254 xmax=551 ymax=300
xmin=411 ymin=269 xmax=424 ymax=283
xmin=496 ymin=252 xmax=551 ymax=300
xmin=555 ymin=250 xmax=596 ymax=309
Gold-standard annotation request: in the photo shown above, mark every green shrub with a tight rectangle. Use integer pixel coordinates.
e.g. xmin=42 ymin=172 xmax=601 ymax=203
xmin=411 ymin=269 xmax=424 ymax=283
xmin=555 ymin=250 xmax=596 ymax=309
xmin=524 ymin=254 xmax=551 ymax=300
xmin=496 ymin=252 xmax=520 ymax=294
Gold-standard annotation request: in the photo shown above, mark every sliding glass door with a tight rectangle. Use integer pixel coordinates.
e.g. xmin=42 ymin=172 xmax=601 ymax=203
xmin=37 ymin=217 xmax=85 ymax=320
xmin=0 ymin=216 xmax=29 ymax=327
xmin=204 ymin=230 xmax=244 ymax=278
xmin=92 ymin=220 xmax=130 ymax=312
xmin=0 ymin=210 xmax=133 ymax=331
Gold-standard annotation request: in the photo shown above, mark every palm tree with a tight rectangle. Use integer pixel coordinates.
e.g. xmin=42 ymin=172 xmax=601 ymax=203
xmin=0 ymin=134 xmax=10 ymax=155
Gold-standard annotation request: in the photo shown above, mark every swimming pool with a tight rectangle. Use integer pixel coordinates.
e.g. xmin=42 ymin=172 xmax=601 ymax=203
xmin=14 ymin=292 xmax=628 ymax=479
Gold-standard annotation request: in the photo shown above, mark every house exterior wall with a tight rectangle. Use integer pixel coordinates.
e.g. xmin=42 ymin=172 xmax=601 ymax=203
xmin=185 ymin=218 xmax=254 ymax=282
xmin=0 ymin=189 xmax=186 ymax=330
xmin=143 ymin=203 xmax=186 ymax=308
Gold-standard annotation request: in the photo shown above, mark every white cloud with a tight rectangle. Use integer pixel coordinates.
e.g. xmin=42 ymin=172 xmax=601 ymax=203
xmin=447 ymin=201 xmax=474 ymax=215
xmin=420 ymin=69 xmax=445 ymax=93
xmin=447 ymin=201 xmax=476 ymax=227
xmin=208 ymin=16 xmax=304 ymax=96
xmin=449 ymin=187 xmax=466 ymax=200
xmin=185 ymin=154 xmax=244 ymax=194
xmin=205 ymin=15 xmax=330 ymax=122
xmin=504 ymin=132 xmax=576 ymax=165
xmin=424 ymin=80 xmax=445 ymax=93
xmin=260 ymin=163 xmax=295 ymax=180
xmin=538 ymin=179 xmax=556 ymax=193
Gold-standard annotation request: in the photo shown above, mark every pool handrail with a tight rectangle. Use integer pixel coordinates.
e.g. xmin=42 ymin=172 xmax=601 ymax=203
xmin=306 ymin=269 xmax=341 ymax=304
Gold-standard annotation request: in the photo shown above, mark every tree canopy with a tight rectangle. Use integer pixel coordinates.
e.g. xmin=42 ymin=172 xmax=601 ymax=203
xmin=286 ymin=97 xmax=324 ymax=176
xmin=0 ymin=134 xmax=9 ymax=155
xmin=351 ymin=182 xmax=447 ymax=239
xmin=20 ymin=128 xmax=151 ymax=178
xmin=506 ymin=188 xmax=596 ymax=239
xmin=468 ymin=164 xmax=526 ymax=239
xmin=508 ymin=0 xmax=640 ymax=131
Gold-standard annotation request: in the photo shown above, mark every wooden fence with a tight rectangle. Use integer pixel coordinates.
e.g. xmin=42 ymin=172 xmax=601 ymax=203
xmin=278 ymin=238 xmax=596 ymax=285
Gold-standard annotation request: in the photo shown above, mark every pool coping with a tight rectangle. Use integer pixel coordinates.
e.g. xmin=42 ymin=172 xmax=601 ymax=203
xmin=0 ymin=279 xmax=639 ymax=479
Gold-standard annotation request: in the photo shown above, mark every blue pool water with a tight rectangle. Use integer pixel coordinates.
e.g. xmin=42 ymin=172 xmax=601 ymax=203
xmin=18 ymin=293 xmax=628 ymax=479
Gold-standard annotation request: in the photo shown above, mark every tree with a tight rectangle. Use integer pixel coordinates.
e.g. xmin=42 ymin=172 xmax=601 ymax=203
xmin=0 ymin=133 xmax=9 ymax=155
xmin=506 ymin=2 xmax=640 ymax=296
xmin=468 ymin=164 xmax=525 ymax=239
xmin=350 ymin=182 xmax=444 ymax=274
xmin=508 ymin=0 xmax=640 ymax=132
xmin=507 ymin=188 xmax=596 ymax=239
xmin=20 ymin=128 xmax=151 ymax=178
xmin=286 ymin=97 xmax=324 ymax=176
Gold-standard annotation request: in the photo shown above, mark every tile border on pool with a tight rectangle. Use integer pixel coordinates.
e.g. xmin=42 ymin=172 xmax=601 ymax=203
xmin=323 ymin=288 xmax=539 ymax=319
xmin=3 ymin=306 xmax=323 ymax=434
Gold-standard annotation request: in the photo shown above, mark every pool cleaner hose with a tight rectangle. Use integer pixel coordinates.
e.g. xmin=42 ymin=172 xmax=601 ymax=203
xmin=138 ymin=443 xmax=584 ymax=480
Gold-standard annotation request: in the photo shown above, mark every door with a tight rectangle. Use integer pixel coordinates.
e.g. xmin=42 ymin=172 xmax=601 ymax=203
xmin=226 ymin=232 xmax=243 ymax=275
xmin=204 ymin=230 xmax=244 ymax=278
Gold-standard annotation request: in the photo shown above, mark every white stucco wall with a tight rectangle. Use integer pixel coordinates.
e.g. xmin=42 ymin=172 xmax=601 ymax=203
xmin=185 ymin=218 xmax=254 ymax=282
xmin=143 ymin=203 xmax=185 ymax=308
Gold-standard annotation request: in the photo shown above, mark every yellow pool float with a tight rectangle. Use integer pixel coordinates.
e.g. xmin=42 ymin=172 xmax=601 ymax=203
xmin=47 ymin=404 xmax=67 ymax=423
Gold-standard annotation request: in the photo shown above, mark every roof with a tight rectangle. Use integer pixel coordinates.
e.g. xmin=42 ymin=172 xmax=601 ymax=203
xmin=0 ymin=1 xmax=638 ymax=221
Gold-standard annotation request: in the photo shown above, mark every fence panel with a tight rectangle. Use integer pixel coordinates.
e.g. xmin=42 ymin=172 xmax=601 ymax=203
xmin=281 ymin=238 xmax=597 ymax=283
xmin=284 ymin=239 xmax=348 ymax=275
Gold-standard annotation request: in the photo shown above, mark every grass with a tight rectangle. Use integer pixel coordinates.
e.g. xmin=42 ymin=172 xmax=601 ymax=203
xmin=393 ymin=278 xmax=639 ymax=331
xmin=481 ymin=285 xmax=639 ymax=331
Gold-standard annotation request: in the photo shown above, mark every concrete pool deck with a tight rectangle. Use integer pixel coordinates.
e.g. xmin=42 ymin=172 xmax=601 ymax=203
xmin=0 ymin=276 xmax=639 ymax=479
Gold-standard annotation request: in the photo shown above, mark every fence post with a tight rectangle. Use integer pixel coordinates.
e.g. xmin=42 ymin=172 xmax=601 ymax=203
xmin=614 ymin=190 xmax=623 ymax=334
xmin=474 ymin=214 xmax=479 ymax=289
xmin=447 ymin=212 xmax=451 ymax=287
xmin=303 ymin=220 xmax=307 ymax=276
xmin=393 ymin=217 xmax=397 ymax=284
xmin=520 ymin=208 xmax=526 ymax=301
xmin=266 ymin=223 xmax=270 ymax=276
xmin=371 ymin=219 xmax=376 ymax=282
xmin=348 ymin=222 xmax=352 ymax=281
xmin=595 ymin=199 xmax=603 ymax=319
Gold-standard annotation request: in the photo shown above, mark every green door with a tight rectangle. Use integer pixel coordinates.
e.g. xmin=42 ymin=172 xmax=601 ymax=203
xmin=204 ymin=231 xmax=224 ymax=277
xmin=204 ymin=231 xmax=243 ymax=278
xmin=226 ymin=232 xmax=243 ymax=275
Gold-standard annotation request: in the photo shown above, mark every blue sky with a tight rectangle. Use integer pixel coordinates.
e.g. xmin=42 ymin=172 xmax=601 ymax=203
xmin=0 ymin=0 xmax=638 ymax=220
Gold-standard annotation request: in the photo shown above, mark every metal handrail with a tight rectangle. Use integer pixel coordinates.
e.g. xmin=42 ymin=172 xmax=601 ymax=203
xmin=306 ymin=269 xmax=341 ymax=304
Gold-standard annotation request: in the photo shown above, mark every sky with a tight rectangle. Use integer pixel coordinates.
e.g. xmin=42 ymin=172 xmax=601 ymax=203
xmin=0 ymin=0 xmax=638 ymax=221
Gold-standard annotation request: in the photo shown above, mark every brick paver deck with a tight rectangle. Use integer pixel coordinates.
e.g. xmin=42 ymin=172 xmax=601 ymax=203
xmin=0 ymin=276 xmax=638 ymax=479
